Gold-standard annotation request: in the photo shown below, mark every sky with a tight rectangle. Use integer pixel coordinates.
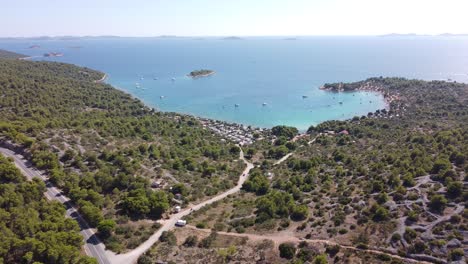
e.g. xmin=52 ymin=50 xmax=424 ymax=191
xmin=2 ymin=0 xmax=468 ymax=37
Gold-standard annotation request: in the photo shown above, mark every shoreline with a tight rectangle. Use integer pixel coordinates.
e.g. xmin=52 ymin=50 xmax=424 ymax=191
xmin=19 ymin=55 xmax=41 ymax=60
xmin=111 ymin=76 xmax=390 ymax=133
xmin=320 ymin=81 xmax=402 ymax=115
xmin=94 ymin=73 xmax=108 ymax=83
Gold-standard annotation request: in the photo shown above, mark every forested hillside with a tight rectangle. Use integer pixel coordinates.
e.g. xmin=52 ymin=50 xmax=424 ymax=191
xmin=0 ymin=49 xmax=26 ymax=59
xmin=0 ymin=154 xmax=96 ymax=264
xmin=0 ymin=58 xmax=243 ymax=252
xmin=178 ymin=78 xmax=468 ymax=263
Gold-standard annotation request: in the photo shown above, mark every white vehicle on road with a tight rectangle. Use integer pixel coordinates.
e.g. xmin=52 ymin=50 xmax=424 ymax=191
xmin=175 ymin=219 xmax=187 ymax=227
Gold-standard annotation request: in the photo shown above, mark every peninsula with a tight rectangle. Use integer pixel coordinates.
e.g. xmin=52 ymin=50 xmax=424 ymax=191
xmin=188 ymin=69 xmax=215 ymax=78
xmin=0 ymin=49 xmax=27 ymax=59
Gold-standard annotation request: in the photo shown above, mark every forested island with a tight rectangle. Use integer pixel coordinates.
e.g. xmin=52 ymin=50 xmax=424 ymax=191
xmin=0 ymin=51 xmax=466 ymax=264
xmin=188 ymin=69 xmax=215 ymax=78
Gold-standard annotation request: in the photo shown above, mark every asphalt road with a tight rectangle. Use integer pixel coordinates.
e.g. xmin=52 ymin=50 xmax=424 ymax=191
xmin=0 ymin=147 xmax=111 ymax=264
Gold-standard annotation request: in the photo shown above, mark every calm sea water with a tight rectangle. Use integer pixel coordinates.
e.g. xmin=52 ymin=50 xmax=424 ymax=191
xmin=2 ymin=36 xmax=468 ymax=130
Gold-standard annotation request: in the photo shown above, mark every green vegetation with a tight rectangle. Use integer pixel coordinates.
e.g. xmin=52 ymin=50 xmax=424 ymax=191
xmin=0 ymin=58 xmax=243 ymax=251
xmin=0 ymin=55 xmax=466 ymax=263
xmin=279 ymin=243 xmax=296 ymax=259
xmin=184 ymin=77 xmax=468 ymax=262
xmin=188 ymin=69 xmax=214 ymax=77
xmin=271 ymin=125 xmax=298 ymax=139
xmin=0 ymin=49 xmax=26 ymax=59
xmin=0 ymin=154 xmax=95 ymax=264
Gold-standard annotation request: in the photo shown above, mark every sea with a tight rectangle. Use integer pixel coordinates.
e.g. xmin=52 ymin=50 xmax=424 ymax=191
xmin=2 ymin=36 xmax=468 ymax=131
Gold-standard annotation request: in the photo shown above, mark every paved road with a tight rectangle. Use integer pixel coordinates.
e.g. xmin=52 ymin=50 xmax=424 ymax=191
xmin=108 ymin=148 xmax=255 ymax=264
xmin=0 ymin=147 xmax=111 ymax=264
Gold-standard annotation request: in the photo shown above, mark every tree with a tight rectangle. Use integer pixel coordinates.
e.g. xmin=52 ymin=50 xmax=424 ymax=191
xmin=431 ymin=158 xmax=451 ymax=174
xmin=171 ymin=183 xmax=188 ymax=196
xmin=279 ymin=243 xmax=296 ymax=259
xmin=148 ymin=190 xmax=169 ymax=218
xmin=447 ymin=181 xmax=463 ymax=198
xmin=272 ymin=126 xmax=298 ymax=139
xmin=291 ymin=205 xmax=309 ymax=221
xmin=370 ymin=204 xmax=389 ymax=222
xmin=242 ymin=171 xmax=269 ymax=195
xmin=121 ymin=189 xmax=150 ymax=216
xmin=97 ymin=219 xmax=116 ymax=238
xmin=229 ymin=146 xmax=240 ymax=155
xmin=79 ymin=201 xmax=104 ymax=227
xmin=428 ymin=194 xmax=447 ymax=213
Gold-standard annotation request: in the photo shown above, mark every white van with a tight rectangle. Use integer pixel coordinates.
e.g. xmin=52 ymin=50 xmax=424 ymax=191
xmin=175 ymin=219 xmax=187 ymax=227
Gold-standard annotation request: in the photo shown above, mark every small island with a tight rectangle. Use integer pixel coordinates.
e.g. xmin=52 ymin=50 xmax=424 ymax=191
xmin=188 ymin=69 xmax=215 ymax=78
xmin=44 ymin=52 xmax=64 ymax=57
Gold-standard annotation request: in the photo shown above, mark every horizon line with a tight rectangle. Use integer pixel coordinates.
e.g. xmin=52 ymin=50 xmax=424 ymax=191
xmin=2 ymin=33 xmax=468 ymax=39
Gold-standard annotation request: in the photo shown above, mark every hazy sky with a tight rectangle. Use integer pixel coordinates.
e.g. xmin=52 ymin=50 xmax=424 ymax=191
xmin=2 ymin=0 xmax=468 ymax=37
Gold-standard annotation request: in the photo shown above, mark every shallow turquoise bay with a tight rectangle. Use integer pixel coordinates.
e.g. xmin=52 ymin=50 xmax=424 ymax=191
xmin=2 ymin=36 xmax=468 ymax=130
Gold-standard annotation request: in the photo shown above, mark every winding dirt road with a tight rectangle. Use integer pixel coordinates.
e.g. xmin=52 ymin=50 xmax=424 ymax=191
xmin=107 ymin=148 xmax=254 ymax=264
xmin=185 ymin=225 xmax=432 ymax=264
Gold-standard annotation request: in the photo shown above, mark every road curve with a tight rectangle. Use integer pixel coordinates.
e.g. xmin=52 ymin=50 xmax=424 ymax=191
xmin=0 ymin=147 xmax=111 ymax=264
xmin=107 ymin=148 xmax=254 ymax=264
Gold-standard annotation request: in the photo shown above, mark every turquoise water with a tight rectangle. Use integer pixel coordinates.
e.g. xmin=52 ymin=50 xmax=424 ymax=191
xmin=2 ymin=36 xmax=468 ymax=130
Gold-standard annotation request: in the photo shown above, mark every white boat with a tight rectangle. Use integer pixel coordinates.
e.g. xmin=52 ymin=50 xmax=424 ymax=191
xmin=171 ymin=77 xmax=176 ymax=81
xmin=234 ymin=104 xmax=239 ymax=107
xmin=262 ymin=102 xmax=267 ymax=106
xmin=160 ymin=95 xmax=165 ymax=99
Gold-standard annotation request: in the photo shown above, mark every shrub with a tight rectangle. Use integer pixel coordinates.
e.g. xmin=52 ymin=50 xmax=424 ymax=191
xmin=391 ymin=233 xmax=401 ymax=242
xmin=183 ymin=235 xmax=198 ymax=247
xmin=196 ymin=222 xmax=206 ymax=229
xmin=428 ymin=194 xmax=447 ymax=213
xmin=449 ymin=248 xmax=464 ymax=261
xmin=279 ymin=243 xmax=296 ymax=259
xmin=159 ymin=231 xmax=177 ymax=245
xmin=403 ymin=228 xmax=417 ymax=241
xmin=326 ymin=244 xmax=340 ymax=256
xmin=313 ymin=254 xmax=328 ymax=264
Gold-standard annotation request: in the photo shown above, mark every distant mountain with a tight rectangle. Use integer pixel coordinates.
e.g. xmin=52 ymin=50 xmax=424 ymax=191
xmin=0 ymin=35 xmax=122 ymax=41
xmin=381 ymin=33 xmax=468 ymax=37
xmin=222 ymin=36 xmax=243 ymax=40
xmin=438 ymin=33 xmax=468 ymax=37
xmin=380 ymin=33 xmax=425 ymax=37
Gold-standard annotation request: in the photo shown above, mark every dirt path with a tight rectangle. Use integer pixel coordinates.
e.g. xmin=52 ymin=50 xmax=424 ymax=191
xmin=186 ymin=225 xmax=431 ymax=264
xmin=107 ymin=148 xmax=254 ymax=264
xmin=273 ymin=134 xmax=321 ymax=166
